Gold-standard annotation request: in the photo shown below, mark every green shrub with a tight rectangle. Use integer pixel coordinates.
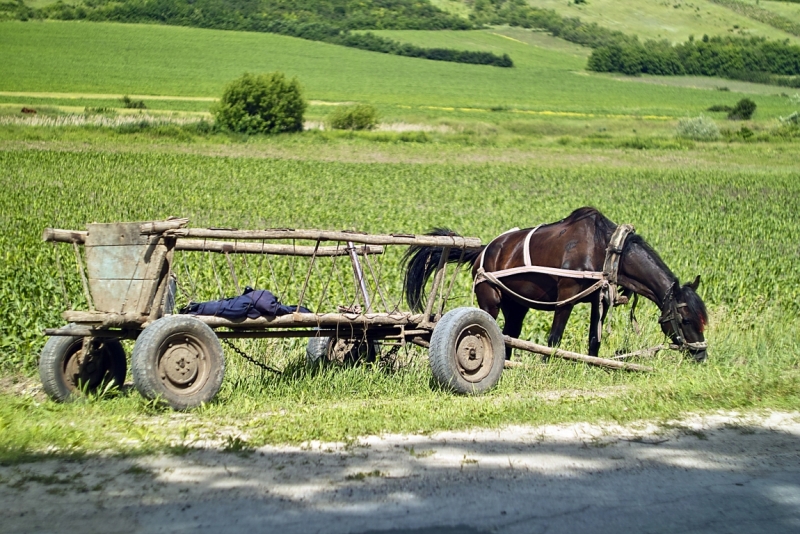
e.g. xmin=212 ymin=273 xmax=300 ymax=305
xmin=327 ymin=105 xmax=379 ymax=131
xmin=213 ymin=72 xmax=307 ymax=134
xmin=121 ymin=95 xmax=146 ymax=109
xmin=676 ymin=115 xmax=720 ymax=140
xmin=728 ymin=98 xmax=757 ymax=120
xmin=707 ymin=104 xmax=733 ymax=112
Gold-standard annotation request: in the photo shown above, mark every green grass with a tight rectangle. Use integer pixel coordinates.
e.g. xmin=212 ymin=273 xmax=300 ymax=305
xmin=0 ymin=16 xmax=799 ymax=457
xmin=517 ymin=0 xmax=800 ymax=44
xmin=1 ymin=21 xmax=796 ymax=122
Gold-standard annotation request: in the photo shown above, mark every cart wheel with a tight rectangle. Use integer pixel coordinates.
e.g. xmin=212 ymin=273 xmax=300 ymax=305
xmin=428 ymin=307 xmax=505 ymax=395
xmin=131 ymin=315 xmax=224 ymax=410
xmin=39 ymin=333 xmax=126 ymax=402
xmin=306 ymin=336 xmax=379 ymax=365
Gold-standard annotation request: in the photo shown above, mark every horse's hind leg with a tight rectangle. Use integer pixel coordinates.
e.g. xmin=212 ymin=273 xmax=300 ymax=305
xmin=475 ymin=283 xmax=516 ymax=359
xmin=547 ymin=304 xmax=574 ymax=349
xmin=474 ymin=282 xmax=502 ymax=320
xmin=500 ymin=299 xmax=528 ymax=360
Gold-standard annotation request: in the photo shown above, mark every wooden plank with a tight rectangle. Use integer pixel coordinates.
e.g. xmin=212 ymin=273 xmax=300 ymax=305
xmin=44 ymin=227 xmax=478 ymax=250
xmin=189 ymin=312 xmax=426 ymax=328
xmin=503 ymin=336 xmax=652 ymax=372
xmin=63 ymin=310 xmax=145 ymax=326
xmin=173 ymin=228 xmax=482 ymax=249
xmin=176 ymin=239 xmax=383 ymax=256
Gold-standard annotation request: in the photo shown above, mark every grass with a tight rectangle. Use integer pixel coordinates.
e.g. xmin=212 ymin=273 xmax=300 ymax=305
xmin=1 ymin=21 xmax=796 ymax=123
xmin=0 ymin=17 xmax=798 ymax=458
xmin=515 ymin=0 xmax=800 ymax=44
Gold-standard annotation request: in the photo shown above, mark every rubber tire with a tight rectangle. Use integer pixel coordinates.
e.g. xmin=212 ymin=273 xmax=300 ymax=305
xmin=38 ymin=333 xmax=126 ymax=402
xmin=131 ymin=315 xmax=225 ymax=410
xmin=428 ymin=307 xmax=505 ymax=395
xmin=305 ymin=336 xmax=380 ymax=365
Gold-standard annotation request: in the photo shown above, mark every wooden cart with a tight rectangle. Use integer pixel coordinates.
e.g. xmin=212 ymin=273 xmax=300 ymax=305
xmin=41 ymin=218 xmax=504 ymax=409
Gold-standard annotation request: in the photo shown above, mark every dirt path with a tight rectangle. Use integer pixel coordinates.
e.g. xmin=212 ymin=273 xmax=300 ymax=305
xmin=2 ymin=411 xmax=798 ymax=533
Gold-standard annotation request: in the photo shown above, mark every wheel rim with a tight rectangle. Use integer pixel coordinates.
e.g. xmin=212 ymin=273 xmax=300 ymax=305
xmin=62 ymin=339 xmax=116 ymax=393
xmin=454 ymin=325 xmax=494 ymax=383
xmin=157 ymin=334 xmax=210 ymax=395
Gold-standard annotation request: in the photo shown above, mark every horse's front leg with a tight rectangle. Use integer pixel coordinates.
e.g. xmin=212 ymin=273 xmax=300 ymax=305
xmin=588 ymin=294 xmax=605 ymax=357
xmin=500 ymin=299 xmax=528 ymax=360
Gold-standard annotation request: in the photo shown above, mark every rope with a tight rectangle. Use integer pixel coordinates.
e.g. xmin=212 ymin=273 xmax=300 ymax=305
xmin=476 ymin=267 xmax=607 ymax=308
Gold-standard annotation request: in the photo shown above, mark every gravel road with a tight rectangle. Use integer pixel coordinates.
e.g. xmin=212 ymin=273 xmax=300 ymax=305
xmin=2 ymin=411 xmax=799 ymax=534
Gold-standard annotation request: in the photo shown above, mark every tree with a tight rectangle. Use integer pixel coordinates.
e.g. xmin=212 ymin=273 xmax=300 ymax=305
xmin=213 ymin=72 xmax=307 ymax=134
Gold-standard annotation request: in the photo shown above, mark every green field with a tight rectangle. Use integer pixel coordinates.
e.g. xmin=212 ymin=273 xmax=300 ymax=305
xmin=1 ymin=21 xmax=797 ymax=124
xmin=516 ymin=0 xmax=800 ymax=44
xmin=1 ymin=15 xmax=799 ymax=457
xmin=1 ymin=141 xmax=799 ymax=456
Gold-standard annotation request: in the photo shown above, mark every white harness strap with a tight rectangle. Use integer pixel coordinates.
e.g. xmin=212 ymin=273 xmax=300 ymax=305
xmin=474 ymin=224 xmax=635 ymax=310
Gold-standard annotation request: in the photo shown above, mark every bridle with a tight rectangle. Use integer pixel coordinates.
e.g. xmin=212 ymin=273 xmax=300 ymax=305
xmin=659 ymin=285 xmax=708 ymax=351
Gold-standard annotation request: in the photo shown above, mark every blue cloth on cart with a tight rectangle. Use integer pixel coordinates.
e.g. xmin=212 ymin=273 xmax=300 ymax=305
xmin=182 ymin=287 xmax=311 ymax=319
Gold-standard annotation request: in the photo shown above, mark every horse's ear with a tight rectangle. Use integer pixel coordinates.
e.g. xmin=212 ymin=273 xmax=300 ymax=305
xmin=688 ymin=275 xmax=701 ymax=291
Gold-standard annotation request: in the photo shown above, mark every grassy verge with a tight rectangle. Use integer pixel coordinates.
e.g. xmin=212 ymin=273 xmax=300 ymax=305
xmin=0 ymin=124 xmax=798 ymax=458
xmin=2 ymin=302 xmax=797 ymax=462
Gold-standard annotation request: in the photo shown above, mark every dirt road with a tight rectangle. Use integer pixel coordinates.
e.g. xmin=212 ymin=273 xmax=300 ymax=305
xmin=2 ymin=411 xmax=798 ymax=534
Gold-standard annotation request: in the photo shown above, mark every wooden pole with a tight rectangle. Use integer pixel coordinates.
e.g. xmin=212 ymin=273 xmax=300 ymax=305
xmin=43 ymin=230 xmax=385 ymax=257
xmin=171 ymin=228 xmax=482 ymax=249
xmin=503 ymin=336 xmax=652 ymax=372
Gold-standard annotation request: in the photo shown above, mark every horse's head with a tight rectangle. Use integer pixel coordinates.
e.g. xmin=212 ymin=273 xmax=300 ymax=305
xmin=659 ymin=275 xmax=709 ymax=362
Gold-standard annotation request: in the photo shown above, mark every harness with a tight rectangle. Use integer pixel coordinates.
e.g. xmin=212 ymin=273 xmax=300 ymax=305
xmin=474 ymin=223 xmax=707 ymax=352
xmin=474 ymin=223 xmax=635 ymax=312
xmin=659 ymin=286 xmax=708 ymax=351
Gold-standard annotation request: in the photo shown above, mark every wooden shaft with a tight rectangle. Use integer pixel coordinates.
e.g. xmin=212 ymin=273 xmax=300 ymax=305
xmin=503 ymin=336 xmax=653 ymax=372
xmin=172 ymin=228 xmax=482 ymax=249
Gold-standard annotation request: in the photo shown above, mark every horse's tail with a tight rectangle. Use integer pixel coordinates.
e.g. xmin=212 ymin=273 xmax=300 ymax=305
xmin=402 ymin=228 xmax=484 ymax=312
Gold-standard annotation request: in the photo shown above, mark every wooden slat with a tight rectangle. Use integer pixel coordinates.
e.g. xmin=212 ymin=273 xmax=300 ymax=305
xmin=172 ymin=228 xmax=482 ymax=249
xmin=191 ymin=312 xmax=426 ymax=328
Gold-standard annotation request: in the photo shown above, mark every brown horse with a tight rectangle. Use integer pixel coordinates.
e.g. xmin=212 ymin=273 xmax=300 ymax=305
xmin=404 ymin=207 xmax=708 ymax=361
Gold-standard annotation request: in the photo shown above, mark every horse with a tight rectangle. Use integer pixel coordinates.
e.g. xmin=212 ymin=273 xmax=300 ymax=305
xmin=403 ymin=207 xmax=708 ymax=362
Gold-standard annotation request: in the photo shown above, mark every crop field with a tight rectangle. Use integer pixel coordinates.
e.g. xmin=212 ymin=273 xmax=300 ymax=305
xmin=1 ymin=140 xmax=799 ymax=457
xmin=0 ymin=15 xmax=799 ymax=459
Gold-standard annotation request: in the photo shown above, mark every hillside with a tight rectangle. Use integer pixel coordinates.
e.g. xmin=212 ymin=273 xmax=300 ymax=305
xmin=1 ymin=20 xmax=796 ymax=123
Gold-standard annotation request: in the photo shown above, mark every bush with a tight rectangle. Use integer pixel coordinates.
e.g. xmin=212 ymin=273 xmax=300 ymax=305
xmin=327 ymin=105 xmax=379 ymax=131
xmin=728 ymin=98 xmax=757 ymax=120
xmin=676 ymin=115 xmax=720 ymax=140
xmin=121 ymin=95 xmax=146 ymax=109
xmin=213 ymin=72 xmax=306 ymax=134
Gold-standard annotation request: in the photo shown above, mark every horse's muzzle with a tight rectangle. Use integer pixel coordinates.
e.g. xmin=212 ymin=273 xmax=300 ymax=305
xmin=690 ymin=348 xmax=708 ymax=363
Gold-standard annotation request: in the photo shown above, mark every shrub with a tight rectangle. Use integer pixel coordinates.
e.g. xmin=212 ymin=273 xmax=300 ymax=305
xmin=213 ymin=72 xmax=306 ymax=134
xmin=728 ymin=98 xmax=757 ymax=120
xmin=121 ymin=95 xmax=146 ymax=109
xmin=676 ymin=115 xmax=720 ymax=140
xmin=707 ymin=104 xmax=733 ymax=112
xmin=327 ymin=105 xmax=379 ymax=131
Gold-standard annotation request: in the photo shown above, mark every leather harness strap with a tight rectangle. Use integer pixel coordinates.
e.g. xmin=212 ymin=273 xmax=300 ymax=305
xmin=474 ymin=224 xmax=635 ymax=309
